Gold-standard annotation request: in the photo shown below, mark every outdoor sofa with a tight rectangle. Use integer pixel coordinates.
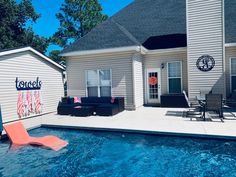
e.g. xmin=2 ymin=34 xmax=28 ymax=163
xmin=160 ymin=93 xmax=190 ymax=108
xmin=57 ymin=96 xmax=125 ymax=116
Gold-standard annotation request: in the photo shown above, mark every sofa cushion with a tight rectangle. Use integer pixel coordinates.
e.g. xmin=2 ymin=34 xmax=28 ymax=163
xmin=67 ymin=97 xmax=74 ymax=104
xmin=80 ymin=103 xmax=100 ymax=107
xmin=97 ymin=103 xmax=118 ymax=108
xmin=81 ymin=97 xmax=100 ymax=103
xmin=98 ymin=97 xmax=113 ymax=103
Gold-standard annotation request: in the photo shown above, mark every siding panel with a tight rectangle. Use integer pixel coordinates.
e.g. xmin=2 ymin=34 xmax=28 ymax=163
xmin=144 ymin=50 xmax=188 ymax=101
xmin=66 ymin=52 xmax=135 ymax=110
xmin=187 ymin=0 xmax=225 ymax=98
xmin=0 ymin=51 xmax=64 ymax=123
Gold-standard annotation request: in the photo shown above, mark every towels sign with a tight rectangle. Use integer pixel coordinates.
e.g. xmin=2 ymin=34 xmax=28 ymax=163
xmin=16 ymin=77 xmax=42 ymax=90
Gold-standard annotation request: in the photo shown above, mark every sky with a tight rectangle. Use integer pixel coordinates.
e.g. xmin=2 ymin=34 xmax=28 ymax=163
xmin=29 ymin=0 xmax=133 ymax=54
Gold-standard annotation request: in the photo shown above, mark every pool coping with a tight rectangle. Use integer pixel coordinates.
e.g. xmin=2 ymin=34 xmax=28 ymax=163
xmin=41 ymin=124 xmax=236 ymax=141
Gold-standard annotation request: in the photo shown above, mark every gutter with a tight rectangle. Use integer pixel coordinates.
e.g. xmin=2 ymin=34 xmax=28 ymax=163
xmin=60 ymin=46 xmax=142 ymax=57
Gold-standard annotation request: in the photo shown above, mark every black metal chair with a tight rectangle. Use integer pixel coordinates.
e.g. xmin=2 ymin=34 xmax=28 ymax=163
xmin=182 ymin=91 xmax=203 ymax=120
xmin=226 ymin=90 xmax=236 ymax=108
xmin=205 ymin=94 xmax=224 ymax=122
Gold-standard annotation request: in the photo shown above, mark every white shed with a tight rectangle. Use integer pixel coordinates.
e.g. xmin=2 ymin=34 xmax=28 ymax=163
xmin=0 ymin=47 xmax=65 ymax=124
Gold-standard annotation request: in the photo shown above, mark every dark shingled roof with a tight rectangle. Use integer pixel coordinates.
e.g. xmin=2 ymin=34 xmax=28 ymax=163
xmin=143 ymin=34 xmax=187 ymax=50
xmin=62 ymin=0 xmax=236 ymax=54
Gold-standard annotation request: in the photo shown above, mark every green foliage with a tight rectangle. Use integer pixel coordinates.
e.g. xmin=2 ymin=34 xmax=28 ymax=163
xmin=0 ymin=0 xmax=49 ymax=53
xmin=51 ymin=0 xmax=108 ymax=47
xmin=49 ymin=50 xmax=65 ymax=65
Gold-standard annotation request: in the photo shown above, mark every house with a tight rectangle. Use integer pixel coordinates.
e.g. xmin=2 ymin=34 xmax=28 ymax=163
xmin=0 ymin=47 xmax=65 ymax=123
xmin=61 ymin=0 xmax=236 ymax=110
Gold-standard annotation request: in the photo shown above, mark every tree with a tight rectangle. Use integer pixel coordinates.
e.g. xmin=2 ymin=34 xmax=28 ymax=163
xmin=51 ymin=0 xmax=108 ymax=48
xmin=0 ymin=0 xmax=48 ymax=53
xmin=49 ymin=50 xmax=65 ymax=66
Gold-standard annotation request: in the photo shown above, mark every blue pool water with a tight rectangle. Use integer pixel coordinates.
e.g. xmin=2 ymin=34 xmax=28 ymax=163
xmin=0 ymin=128 xmax=236 ymax=177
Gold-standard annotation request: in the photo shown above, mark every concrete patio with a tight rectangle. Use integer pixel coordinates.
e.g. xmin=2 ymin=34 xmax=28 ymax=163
xmin=41 ymin=107 xmax=236 ymax=140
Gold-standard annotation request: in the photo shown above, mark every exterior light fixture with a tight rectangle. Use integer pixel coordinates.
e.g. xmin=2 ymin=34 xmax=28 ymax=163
xmin=161 ymin=63 xmax=165 ymax=69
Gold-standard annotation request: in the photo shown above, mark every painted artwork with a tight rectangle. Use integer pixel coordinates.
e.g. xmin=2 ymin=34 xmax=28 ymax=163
xmin=17 ymin=90 xmax=43 ymax=118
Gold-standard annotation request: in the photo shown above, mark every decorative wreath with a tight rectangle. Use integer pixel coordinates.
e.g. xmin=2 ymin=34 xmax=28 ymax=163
xmin=149 ymin=76 xmax=158 ymax=86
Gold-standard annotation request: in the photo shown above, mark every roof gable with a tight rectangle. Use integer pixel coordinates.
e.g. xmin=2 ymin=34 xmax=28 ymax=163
xmin=62 ymin=0 xmax=236 ymax=54
xmin=0 ymin=47 xmax=64 ymax=71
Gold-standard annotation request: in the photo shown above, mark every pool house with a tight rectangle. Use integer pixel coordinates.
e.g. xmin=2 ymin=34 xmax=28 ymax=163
xmin=0 ymin=47 xmax=65 ymax=124
xmin=61 ymin=0 xmax=236 ymax=110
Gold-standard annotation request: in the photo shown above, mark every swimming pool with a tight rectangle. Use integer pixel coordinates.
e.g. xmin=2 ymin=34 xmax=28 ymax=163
xmin=0 ymin=128 xmax=236 ymax=177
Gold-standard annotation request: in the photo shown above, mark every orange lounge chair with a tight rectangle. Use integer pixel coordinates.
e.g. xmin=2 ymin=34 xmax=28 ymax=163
xmin=3 ymin=121 xmax=68 ymax=151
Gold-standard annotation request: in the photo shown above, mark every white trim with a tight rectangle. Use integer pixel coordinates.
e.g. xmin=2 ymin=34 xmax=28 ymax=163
xmin=167 ymin=61 xmax=183 ymax=94
xmin=145 ymin=47 xmax=187 ymax=55
xmin=230 ymin=57 xmax=236 ymax=93
xmin=186 ymin=0 xmax=190 ymax=98
xmin=61 ymin=46 xmax=141 ymax=57
xmin=85 ymin=69 xmax=112 ymax=97
xmin=132 ymin=55 xmax=136 ymax=107
xmin=0 ymin=47 xmax=64 ymax=70
xmin=222 ymin=0 xmax=226 ymax=97
xmin=225 ymin=43 xmax=236 ymax=47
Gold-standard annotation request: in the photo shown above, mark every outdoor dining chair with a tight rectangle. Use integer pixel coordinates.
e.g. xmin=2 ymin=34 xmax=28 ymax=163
xmin=182 ymin=91 xmax=203 ymax=120
xmin=205 ymin=94 xmax=224 ymax=122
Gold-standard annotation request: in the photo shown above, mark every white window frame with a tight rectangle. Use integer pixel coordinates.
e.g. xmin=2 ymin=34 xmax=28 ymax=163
xmin=230 ymin=57 xmax=236 ymax=93
xmin=85 ymin=69 xmax=112 ymax=97
xmin=167 ymin=61 xmax=182 ymax=94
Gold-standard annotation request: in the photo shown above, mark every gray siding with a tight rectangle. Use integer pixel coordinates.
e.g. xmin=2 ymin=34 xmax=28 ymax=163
xmin=132 ymin=53 xmax=144 ymax=108
xmin=66 ymin=52 xmax=135 ymax=110
xmin=144 ymin=50 xmax=188 ymax=99
xmin=187 ymin=0 xmax=225 ymax=98
xmin=0 ymin=51 xmax=64 ymax=123
xmin=225 ymin=46 xmax=236 ymax=97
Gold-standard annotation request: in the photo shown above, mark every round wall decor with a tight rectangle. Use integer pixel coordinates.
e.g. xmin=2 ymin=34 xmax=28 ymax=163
xmin=148 ymin=76 xmax=158 ymax=86
xmin=196 ymin=55 xmax=215 ymax=72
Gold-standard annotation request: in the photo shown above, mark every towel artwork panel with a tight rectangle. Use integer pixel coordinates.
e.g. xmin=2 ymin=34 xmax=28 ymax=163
xmin=16 ymin=77 xmax=43 ymax=118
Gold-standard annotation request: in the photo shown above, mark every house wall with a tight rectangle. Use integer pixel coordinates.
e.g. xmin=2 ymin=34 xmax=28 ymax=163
xmin=143 ymin=49 xmax=188 ymax=102
xmin=132 ymin=53 xmax=144 ymax=108
xmin=187 ymin=0 xmax=225 ymax=98
xmin=66 ymin=52 xmax=135 ymax=110
xmin=0 ymin=51 xmax=64 ymax=123
xmin=225 ymin=46 xmax=236 ymax=97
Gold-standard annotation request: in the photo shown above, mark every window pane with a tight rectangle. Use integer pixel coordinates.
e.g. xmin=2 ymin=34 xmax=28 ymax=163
xmin=87 ymin=70 xmax=98 ymax=86
xmin=169 ymin=78 xmax=181 ymax=93
xmin=232 ymin=76 xmax=236 ymax=91
xmin=231 ymin=59 xmax=236 ymax=75
xmin=87 ymin=86 xmax=98 ymax=97
xmin=100 ymin=86 xmax=111 ymax=97
xmin=99 ymin=70 xmax=111 ymax=86
xmin=168 ymin=62 xmax=181 ymax=77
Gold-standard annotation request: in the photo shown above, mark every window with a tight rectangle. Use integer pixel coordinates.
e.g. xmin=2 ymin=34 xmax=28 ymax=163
xmin=86 ymin=69 xmax=111 ymax=97
xmin=167 ymin=61 xmax=182 ymax=93
xmin=231 ymin=58 xmax=236 ymax=92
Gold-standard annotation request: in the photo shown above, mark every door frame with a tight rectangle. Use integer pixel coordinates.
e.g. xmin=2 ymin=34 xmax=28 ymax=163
xmin=145 ymin=68 xmax=161 ymax=104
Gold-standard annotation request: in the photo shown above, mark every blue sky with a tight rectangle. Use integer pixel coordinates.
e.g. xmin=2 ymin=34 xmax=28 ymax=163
xmin=29 ymin=0 xmax=133 ymax=54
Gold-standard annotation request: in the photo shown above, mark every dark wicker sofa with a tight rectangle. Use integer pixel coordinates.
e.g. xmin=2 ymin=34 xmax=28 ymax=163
xmin=57 ymin=96 xmax=125 ymax=116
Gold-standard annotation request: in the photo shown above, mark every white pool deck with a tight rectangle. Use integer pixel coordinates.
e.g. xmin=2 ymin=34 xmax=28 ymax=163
xmin=41 ymin=107 xmax=236 ymax=139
